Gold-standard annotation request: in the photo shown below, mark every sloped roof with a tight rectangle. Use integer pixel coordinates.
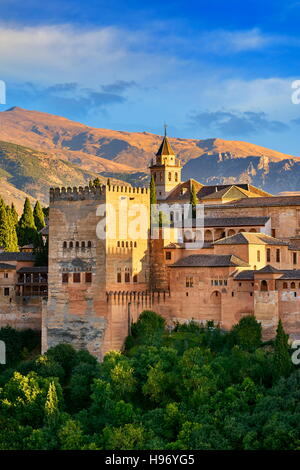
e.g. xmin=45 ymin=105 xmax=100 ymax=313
xmin=170 ymin=254 xmax=249 ymax=268
xmin=0 ymin=252 xmax=35 ymax=262
xmin=214 ymin=232 xmax=289 ymax=246
xmin=203 ymin=216 xmax=269 ymax=227
xmin=234 ymin=267 xmax=300 ymax=281
xmin=17 ymin=266 xmax=48 ymax=273
xmin=0 ymin=262 xmax=15 ymax=270
xmin=165 ymin=179 xmax=204 ymax=201
xmin=156 ymin=136 xmax=175 ymax=157
xmin=257 ymin=265 xmax=282 ymax=274
xmin=222 ymin=195 xmax=300 ymax=208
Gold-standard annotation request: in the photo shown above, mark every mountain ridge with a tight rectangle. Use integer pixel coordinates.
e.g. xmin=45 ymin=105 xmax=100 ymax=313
xmin=0 ymin=106 xmax=300 ymax=200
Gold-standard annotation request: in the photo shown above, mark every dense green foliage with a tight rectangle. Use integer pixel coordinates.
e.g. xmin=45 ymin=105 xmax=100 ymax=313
xmin=0 ymin=315 xmax=299 ymax=450
xmin=33 ymin=200 xmax=45 ymax=232
xmin=0 ymin=198 xmax=19 ymax=251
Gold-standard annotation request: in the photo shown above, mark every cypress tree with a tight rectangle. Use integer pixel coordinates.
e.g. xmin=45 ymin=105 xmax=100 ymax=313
xmin=45 ymin=382 xmax=59 ymax=428
xmin=33 ymin=200 xmax=45 ymax=231
xmin=17 ymin=198 xmax=37 ymax=247
xmin=190 ymin=183 xmax=198 ymax=219
xmin=273 ymin=319 xmax=293 ymax=379
xmin=0 ymin=204 xmax=9 ymax=250
xmin=150 ymin=175 xmax=157 ymax=205
xmin=10 ymin=203 xmax=19 ymax=225
xmin=6 ymin=206 xmax=19 ymax=251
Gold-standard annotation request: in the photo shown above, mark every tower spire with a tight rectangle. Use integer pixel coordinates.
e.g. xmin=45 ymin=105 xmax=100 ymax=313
xmin=164 ymin=123 xmax=168 ymax=137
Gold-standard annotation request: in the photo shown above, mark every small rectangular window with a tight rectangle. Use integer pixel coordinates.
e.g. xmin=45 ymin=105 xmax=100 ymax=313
xmin=117 ymin=272 xmax=122 ymax=283
xmin=293 ymin=252 xmax=297 ymax=265
xmin=267 ymin=248 xmax=271 ymax=263
xmin=73 ymin=273 xmax=81 ymax=283
xmin=62 ymin=273 xmax=69 ymax=284
xmin=257 ymin=250 xmax=261 ymax=262
xmin=125 ymin=273 xmax=130 ymax=283
xmin=276 ymin=249 xmax=280 ymax=263
xmin=4 ymin=287 xmax=9 ymax=296
xmin=224 ymin=280 xmax=228 ymax=286
xmin=133 ymin=274 xmax=138 ymax=283
xmin=165 ymin=251 xmax=172 ymax=260
xmin=4 ymin=272 xmax=8 ymax=279
xmin=85 ymin=272 xmax=92 ymax=283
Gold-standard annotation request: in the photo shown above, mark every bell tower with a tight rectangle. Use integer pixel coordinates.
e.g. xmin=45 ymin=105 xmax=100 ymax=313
xmin=149 ymin=126 xmax=182 ymax=200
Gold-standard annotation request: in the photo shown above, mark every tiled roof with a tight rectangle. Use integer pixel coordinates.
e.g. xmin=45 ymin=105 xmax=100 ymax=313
xmin=288 ymin=244 xmax=300 ymax=251
xmin=234 ymin=267 xmax=300 ymax=281
xmin=222 ymin=195 xmax=300 ymax=208
xmin=214 ymin=232 xmax=289 ymax=246
xmin=156 ymin=136 xmax=175 ymax=157
xmin=0 ymin=252 xmax=35 ymax=261
xmin=257 ymin=265 xmax=282 ymax=274
xmin=17 ymin=266 xmax=48 ymax=273
xmin=279 ymin=271 xmax=300 ymax=280
xmin=234 ymin=270 xmax=255 ymax=280
xmin=170 ymin=254 xmax=249 ymax=268
xmin=165 ymin=179 xmax=204 ymax=201
xmin=0 ymin=262 xmax=16 ymax=270
xmin=203 ymin=216 xmax=269 ymax=227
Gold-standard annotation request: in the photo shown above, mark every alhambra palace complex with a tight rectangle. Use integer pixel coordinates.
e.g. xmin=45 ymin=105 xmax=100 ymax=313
xmin=2 ymin=135 xmax=300 ymax=359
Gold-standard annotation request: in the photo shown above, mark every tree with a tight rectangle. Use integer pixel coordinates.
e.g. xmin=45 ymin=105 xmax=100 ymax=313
xmin=44 ymin=381 xmax=59 ymax=428
xmin=6 ymin=206 xmax=19 ymax=251
xmin=273 ymin=320 xmax=293 ymax=379
xmin=150 ymin=175 xmax=157 ymax=205
xmin=17 ymin=198 xmax=37 ymax=247
xmin=33 ymin=200 xmax=45 ymax=232
xmin=130 ymin=310 xmax=166 ymax=347
xmin=229 ymin=315 xmax=262 ymax=351
xmin=10 ymin=203 xmax=19 ymax=225
xmin=0 ymin=205 xmax=10 ymax=250
xmin=190 ymin=184 xmax=198 ymax=219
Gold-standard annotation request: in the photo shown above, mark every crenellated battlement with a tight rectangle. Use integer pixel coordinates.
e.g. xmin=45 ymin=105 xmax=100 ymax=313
xmin=50 ymin=185 xmax=106 ymax=202
xmin=50 ymin=184 xmax=149 ymax=202
xmin=106 ymin=184 xmax=149 ymax=195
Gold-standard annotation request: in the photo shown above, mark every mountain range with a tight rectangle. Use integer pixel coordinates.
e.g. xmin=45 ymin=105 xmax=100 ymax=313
xmin=0 ymin=106 xmax=299 ymax=210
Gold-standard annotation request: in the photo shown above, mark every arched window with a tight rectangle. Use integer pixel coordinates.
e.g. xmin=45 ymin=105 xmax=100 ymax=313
xmin=134 ymin=242 xmax=137 ymax=248
xmin=175 ymin=173 xmax=178 ymax=182
xmin=168 ymin=172 xmax=172 ymax=182
xmin=121 ymin=241 xmax=125 ymax=247
xmin=257 ymin=250 xmax=261 ymax=262
xmin=228 ymin=229 xmax=235 ymax=237
xmin=63 ymin=241 xmax=67 ymax=248
xmin=261 ymin=280 xmax=268 ymax=292
xmin=250 ymin=228 xmax=257 ymax=233
xmin=69 ymin=241 xmax=73 ymax=248
xmin=81 ymin=241 xmax=85 ymax=248
xmin=130 ymin=241 xmax=133 ymax=247
xmin=126 ymin=241 xmax=129 ymax=248
xmin=291 ymin=282 xmax=296 ymax=289
xmin=75 ymin=241 xmax=79 ymax=248
xmin=87 ymin=241 xmax=92 ymax=248
xmin=204 ymin=229 xmax=213 ymax=242
xmin=117 ymin=241 xmax=120 ymax=247
xmin=283 ymin=282 xmax=288 ymax=289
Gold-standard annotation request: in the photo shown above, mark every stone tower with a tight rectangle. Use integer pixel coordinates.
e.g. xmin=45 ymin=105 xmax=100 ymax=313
xmin=149 ymin=130 xmax=182 ymax=200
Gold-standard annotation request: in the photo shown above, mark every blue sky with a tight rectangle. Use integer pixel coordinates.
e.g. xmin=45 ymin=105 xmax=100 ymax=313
xmin=1 ymin=0 xmax=300 ymax=154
